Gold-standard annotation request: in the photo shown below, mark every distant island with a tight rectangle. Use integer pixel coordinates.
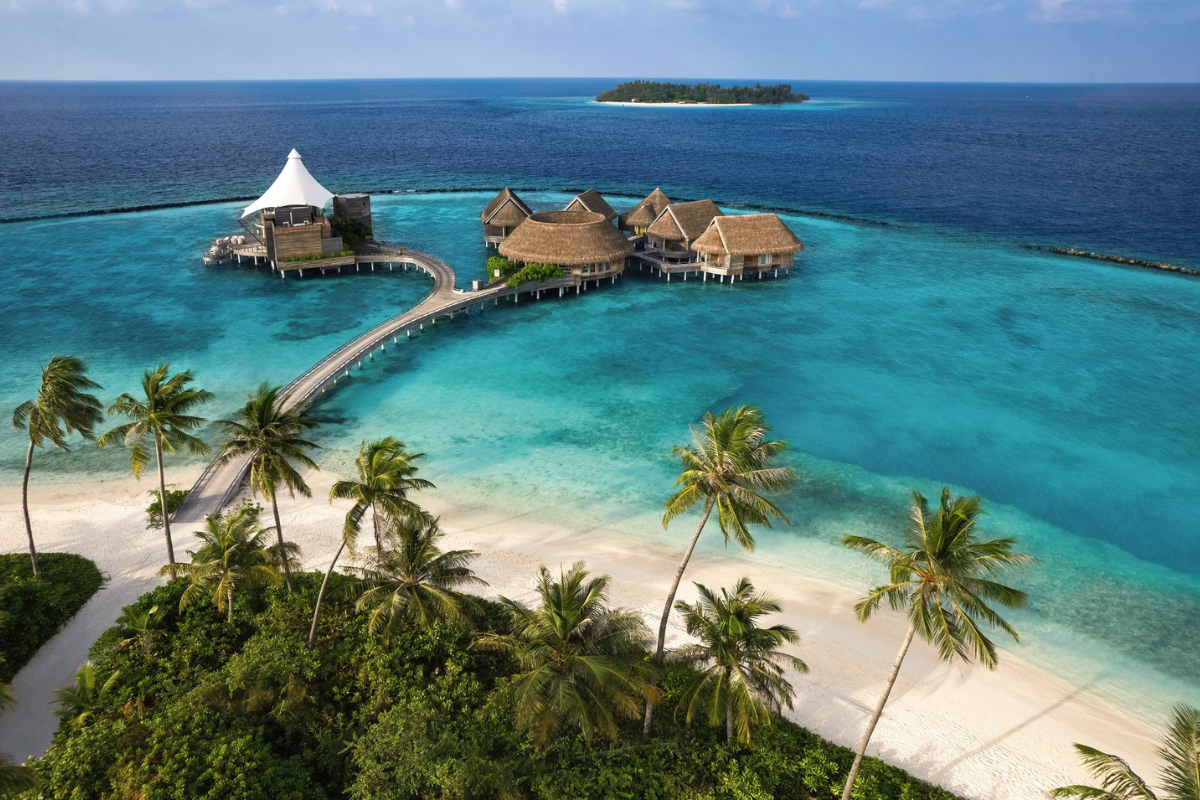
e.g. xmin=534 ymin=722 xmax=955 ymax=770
xmin=597 ymin=81 xmax=808 ymax=106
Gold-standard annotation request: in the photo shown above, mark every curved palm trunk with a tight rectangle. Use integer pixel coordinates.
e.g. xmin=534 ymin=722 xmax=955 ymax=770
xmin=725 ymin=666 xmax=734 ymax=742
xmin=307 ymin=539 xmax=346 ymax=650
xmin=840 ymin=621 xmax=918 ymax=800
xmin=21 ymin=440 xmax=39 ymax=576
xmin=270 ymin=492 xmax=293 ymax=592
xmin=227 ymin=586 xmax=234 ymax=623
xmin=372 ymin=503 xmax=383 ymax=553
xmin=643 ymin=495 xmax=717 ymax=739
xmin=155 ymin=433 xmax=175 ymax=565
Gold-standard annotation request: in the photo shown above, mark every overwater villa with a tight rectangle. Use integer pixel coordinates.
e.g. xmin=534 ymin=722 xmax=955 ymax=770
xmin=619 ymin=187 xmax=672 ymax=235
xmin=691 ymin=213 xmax=804 ymax=279
xmin=481 ymin=188 xmax=533 ymax=247
xmin=498 ymin=211 xmax=634 ymax=284
xmin=644 ymin=199 xmax=724 ymax=262
xmin=564 ymin=189 xmax=618 ymax=223
xmin=480 ymin=189 xmax=802 ymax=284
xmin=204 ymin=150 xmax=375 ymax=273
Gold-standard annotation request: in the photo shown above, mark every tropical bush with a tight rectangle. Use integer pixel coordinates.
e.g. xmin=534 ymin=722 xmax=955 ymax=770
xmin=18 ymin=571 xmax=963 ymax=800
xmin=0 ymin=553 xmax=103 ymax=683
xmin=280 ymin=250 xmax=355 ymax=263
xmin=146 ymin=489 xmax=188 ymax=530
xmin=487 ymin=255 xmax=518 ymax=282
xmin=505 ymin=263 xmax=565 ymax=288
xmin=330 ymin=213 xmax=373 ymax=249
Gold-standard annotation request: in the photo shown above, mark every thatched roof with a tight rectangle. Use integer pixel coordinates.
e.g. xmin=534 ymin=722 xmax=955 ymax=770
xmin=622 ymin=187 xmax=672 ymax=229
xmin=499 ymin=211 xmax=634 ymax=266
xmin=646 ymin=200 xmax=723 ymax=242
xmin=482 ymin=188 xmax=533 ymax=225
xmin=564 ymin=189 xmax=617 ymax=222
xmin=690 ymin=214 xmax=805 ymax=256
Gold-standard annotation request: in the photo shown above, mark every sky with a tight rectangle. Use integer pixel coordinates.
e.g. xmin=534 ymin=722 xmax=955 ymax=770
xmin=1 ymin=0 xmax=1198 ymax=83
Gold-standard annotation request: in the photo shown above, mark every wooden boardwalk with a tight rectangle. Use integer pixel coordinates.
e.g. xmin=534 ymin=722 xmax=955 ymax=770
xmin=173 ymin=244 xmax=594 ymax=525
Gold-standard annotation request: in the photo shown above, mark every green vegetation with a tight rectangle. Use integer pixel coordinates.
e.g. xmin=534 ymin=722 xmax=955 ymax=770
xmin=146 ymin=489 xmax=188 ymax=530
xmin=0 ymin=553 xmax=104 ymax=683
xmin=487 ymin=255 xmax=519 ymax=282
xmin=19 ymin=570 xmax=962 ymax=800
xmin=646 ymin=405 xmax=793 ymax=736
xmin=837 ymin=489 xmax=1036 ymax=800
xmin=11 ymin=356 xmax=105 ymax=575
xmin=280 ymin=250 xmax=355 ymax=263
xmin=1053 ymin=703 xmax=1200 ymax=799
xmin=505 ymin=262 xmax=565 ymax=288
xmin=98 ymin=364 xmax=212 ymax=569
xmin=671 ymin=577 xmax=807 ymax=744
xmin=475 ymin=562 xmax=659 ymax=748
xmin=330 ymin=213 xmax=373 ymax=249
xmin=171 ymin=503 xmax=296 ymax=623
xmin=312 ymin=437 xmax=432 ymax=649
xmin=597 ymin=81 xmax=808 ymax=105
xmin=214 ymin=383 xmax=320 ymax=592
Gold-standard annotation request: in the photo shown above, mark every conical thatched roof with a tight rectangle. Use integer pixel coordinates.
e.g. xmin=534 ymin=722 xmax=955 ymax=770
xmin=623 ymin=187 xmax=672 ymax=229
xmin=691 ymin=213 xmax=805 ymax=256
xmin=499 ymin=211 xmax=634 ymax=266
xmin=482 ymin=188 xmax=533 ymax=225
xmin=564 ymin=189 xmax=617 ymax=222
xmin=647 ymin=200 xmax=723 ymax=242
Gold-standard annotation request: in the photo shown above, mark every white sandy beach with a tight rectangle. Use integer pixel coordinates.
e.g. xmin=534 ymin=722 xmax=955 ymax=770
xmin=0 ymin=470 xmax=1161 ymax=799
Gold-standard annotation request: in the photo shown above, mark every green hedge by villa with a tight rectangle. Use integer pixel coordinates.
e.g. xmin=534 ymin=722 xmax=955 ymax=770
xmin=17 ymin=575 xmax=961 ymax=800
xmin=0 ymin=553 xmax=104 ymax=683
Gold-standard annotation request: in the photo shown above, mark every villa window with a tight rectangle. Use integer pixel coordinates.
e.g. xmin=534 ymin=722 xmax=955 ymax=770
xmin=759 ymin=254 xmax=770 ymax=265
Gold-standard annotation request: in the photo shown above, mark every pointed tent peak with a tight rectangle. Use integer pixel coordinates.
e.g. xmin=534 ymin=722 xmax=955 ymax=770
xmin=623 ymin=187 xmax=674 ymax=229
xmin=240 ymin=149 xmax=335 ymax=219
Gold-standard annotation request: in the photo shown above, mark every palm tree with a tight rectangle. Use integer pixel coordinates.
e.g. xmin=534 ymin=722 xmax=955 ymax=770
xmin=671 ymin=577 xmax=808 ymax=743
xmin=838 ymin=487 xmax=1035 ymax=800
xmin=348 ymin=515 xmax=485 ymax=638
xmin=645 ymin=405 xmax=794 ymax=736
xmin=0 ymin=681 xmax=38 ymax=794
xmin=330 ymin=437 xmax=434 ymax=553
xmin=1052 ymin=703 xmax=1200 ymax=800
xmin=474 ymin=562 xmax=661 ymax=747
xmin=98 ymin=364 xmax=212 ymax=566
xmin=215 ymin=383 xmax=320 ymax=591
xmin=115 ymin=604 xmax=167 ymax=657
xmin=309 ymin=437 xmax=433 ymax=650
xmin=53 ymin=661 xmax=119 ymax=728
xmin=172 ymin=504 xmax=295 ymax=622
xmin=11 ymin=356 xmax=104 ymax=575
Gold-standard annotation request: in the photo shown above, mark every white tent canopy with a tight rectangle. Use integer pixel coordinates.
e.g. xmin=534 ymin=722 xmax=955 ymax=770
xmin=240 ymin=149 xmax=335 ymax=219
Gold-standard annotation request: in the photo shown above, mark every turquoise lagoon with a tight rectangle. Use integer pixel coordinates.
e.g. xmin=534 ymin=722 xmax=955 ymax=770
xmin=2 ymin=191 xmax=1199 ymax=719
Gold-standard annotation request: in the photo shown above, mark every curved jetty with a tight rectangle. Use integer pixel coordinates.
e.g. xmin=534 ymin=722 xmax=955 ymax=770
xmin=173 ymin=244 xmax=589 ymax=524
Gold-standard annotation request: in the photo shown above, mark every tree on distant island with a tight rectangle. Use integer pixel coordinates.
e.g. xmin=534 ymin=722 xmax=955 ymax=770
xmin=597 ymin=81 xmax=808 ymax=105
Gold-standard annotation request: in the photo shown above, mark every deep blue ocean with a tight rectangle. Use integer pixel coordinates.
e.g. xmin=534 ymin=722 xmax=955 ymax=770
xmin=1 ymin=80 xmax=1199 ymax=717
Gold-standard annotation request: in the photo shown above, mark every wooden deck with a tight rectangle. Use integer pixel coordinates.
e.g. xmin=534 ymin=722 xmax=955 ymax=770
xmin=629 ymin=251 xmax=791 ymax=283
xmin=172 ymin=245 xmax=597 ymax=525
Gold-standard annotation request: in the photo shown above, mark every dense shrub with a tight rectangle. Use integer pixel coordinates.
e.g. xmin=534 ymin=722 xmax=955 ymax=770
xmin=145 ymin=489 xmax=188 ymax=530
xmin=487 ymin=255 xmax=518 ymax=282
xmin=506 ymin=262 xmax=565 ymax=288
xmin=331 ymin=214 xmax=373 ymax=249
xmin=0 ymin=553 xmax=103 ymax=682
xmin=21 ymin=574 xmax=962 ymax=800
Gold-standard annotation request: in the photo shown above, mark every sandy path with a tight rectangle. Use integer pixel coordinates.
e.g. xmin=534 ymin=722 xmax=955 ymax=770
xmin=0 ymin=472 xmax=1163 ymax=798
